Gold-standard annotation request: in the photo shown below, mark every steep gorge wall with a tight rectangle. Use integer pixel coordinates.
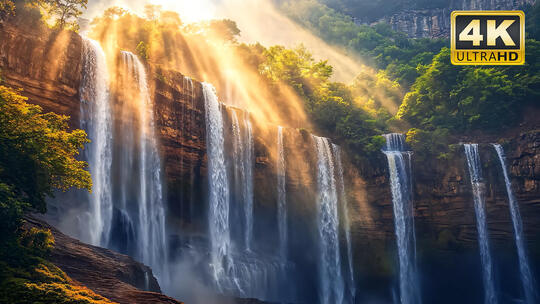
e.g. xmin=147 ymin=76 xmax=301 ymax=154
xmin=374 ymin=0 xmax=535 ymax=38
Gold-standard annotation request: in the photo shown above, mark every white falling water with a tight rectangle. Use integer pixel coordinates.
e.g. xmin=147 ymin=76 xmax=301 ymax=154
xmin=492 ymin=144 xmax=537 ymax=304
xmin=277 ymin=126 xmax=287 ymax=261
xmin=463 ymin=144 xmax=497 ymax=304
xmin=312 ymin=135 xmax=345 ymax=304
xmin=121 ymin=51 xmax=168 ymax=279
xmin=79 ymin=38 xmax=113 ymax=247
xmin=203 ymin=85 xmax=283 ymax=302
xmin=382 ymin=133 xmax=420 ymax=304
xmin=333 ymin=144 xmax=356 ymax=302
xmin=243 ymin=113 xmax=254 ymax=251
xmin=203 ymin=82 xmax=232 ymax=291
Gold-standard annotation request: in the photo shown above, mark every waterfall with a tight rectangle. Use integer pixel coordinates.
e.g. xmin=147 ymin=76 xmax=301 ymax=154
xmin=463 ymin=144 xmax=497 ymax=304
xmin=277 ymin=126 xmax=287 ymax=261
xmin=312 ymin=135 xmax=345 ymax=304
xmin=333 ymin=144 xmax=355 ymax=302
xmin=231 ymin=110 xmax=254 ymax=251
xmin=203 ymin=82 xmax=232 ymax=290
xmin=243 ymin=113 xmax=254 ymax=251
xmin=120 ymin=51 xmax=168 ymax=279
xmin=203 ymin=85 xmax=283 ymax=301
xmin=79 ymin=38 xmax=113 ymax=247
xmin=492 ymin=144 xmax=537 ymax=304
xmin=382 ymin=133 xmax=420 ymax=304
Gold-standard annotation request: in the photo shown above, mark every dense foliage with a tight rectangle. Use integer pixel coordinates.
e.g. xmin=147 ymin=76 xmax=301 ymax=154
xmin=0 ymin=85 xmax=90 ymax=241
xmin=281 ymin=0 xmax=445 ymax=87
xmin=258 ymin=45 xmax=386 ymax=157
xmin=0 ymin=84 xmax=93 ymax=302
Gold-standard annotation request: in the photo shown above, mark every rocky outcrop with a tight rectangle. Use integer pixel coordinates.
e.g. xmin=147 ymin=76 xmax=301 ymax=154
xmin=373 ymin=0 xmax=535 ymax=38
xmin=25 ymin=216 xmax=183 ymax=304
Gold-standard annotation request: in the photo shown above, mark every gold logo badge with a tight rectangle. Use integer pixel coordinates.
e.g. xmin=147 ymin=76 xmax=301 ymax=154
xmin=451 ymin=11 xmax=525 ymax=65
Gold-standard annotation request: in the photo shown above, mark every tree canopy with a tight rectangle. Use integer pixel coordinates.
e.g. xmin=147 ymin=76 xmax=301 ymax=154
xmin=0 ymin=85 xmax=91 ymax=239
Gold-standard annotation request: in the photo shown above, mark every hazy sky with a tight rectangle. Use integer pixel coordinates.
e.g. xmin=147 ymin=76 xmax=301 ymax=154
xmin=85 ymin=0 xmax=218 ymax=23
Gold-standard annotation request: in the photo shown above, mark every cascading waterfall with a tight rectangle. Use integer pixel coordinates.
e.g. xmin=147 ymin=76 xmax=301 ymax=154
xmin=79 ymin=38 xmax=113 ymax=247
xmin=312 ymin=135 xmax=345 ymax=304
xmin=382 ymin=133 xmax=420 ymax=304
xmin=120 ymin=51 xmax=168 ymax=279
xmin=463 ymin=144 xmax=497 ymax=304
xmin=277 ymin=126 xmax=287 ymax=261
xmin=203 ymin=82 xmax=232 ymax=291
xmin=333 ymin=144 xmax=355 ymax=302
xmin=204 ymin=84 xmax=281 ymax=301
xmin=492 ymin=144 xmax=536 ymax=304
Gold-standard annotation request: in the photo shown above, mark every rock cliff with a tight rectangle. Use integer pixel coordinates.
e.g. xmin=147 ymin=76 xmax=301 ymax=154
xmin=374 ymin=0 xmax=535 ymax=38
xmin=25 ymin=216 xmax=183 ymax=304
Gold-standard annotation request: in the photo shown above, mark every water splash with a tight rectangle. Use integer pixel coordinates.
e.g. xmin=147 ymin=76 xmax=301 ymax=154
xmin=312 ymin=135 xmax=345 ymax=304
xmin=80 ymin=38 xmax=113 ymax=247
xmin=333 ymin=144 xmax=355 ymax=302
xmin=382 ymin=133 xmax=420 ymax=304
xmin=463 ymin=144 xmax=497 ymax=304
xmin=492 ymin=144 xmax=536 ymax=304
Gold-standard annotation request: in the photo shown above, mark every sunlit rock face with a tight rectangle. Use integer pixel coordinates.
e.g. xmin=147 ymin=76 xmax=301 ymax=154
xmin=0 ymin=23 xmax=83 ymax=125
xmin=374 ymin=0 xmax=535 ymax=38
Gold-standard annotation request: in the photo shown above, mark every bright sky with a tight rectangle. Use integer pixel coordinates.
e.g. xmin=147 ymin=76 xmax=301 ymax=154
xmin=84 ymin=0 xmax=364 ymax=82
xmin=85 ymin=0 xmax=218 ymax=23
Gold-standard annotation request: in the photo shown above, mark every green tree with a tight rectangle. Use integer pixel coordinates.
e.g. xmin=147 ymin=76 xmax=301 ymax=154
xmin=0 ymin=0 xmax=15 ymax=22
xmin=0 ymin=85 xmax=91 ymax=243
xmin=33 ymin=0 xmax=88 ymax=30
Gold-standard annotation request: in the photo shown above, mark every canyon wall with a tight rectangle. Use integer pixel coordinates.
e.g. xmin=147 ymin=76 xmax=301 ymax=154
xmin=373 ymin=0 xmax=535 ymax=38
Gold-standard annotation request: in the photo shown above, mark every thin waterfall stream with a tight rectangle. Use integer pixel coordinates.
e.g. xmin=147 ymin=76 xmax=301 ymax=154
xmin=382 ymin=133 xmax=420 ymax=304
xmin=492 ymin=144 xmax=537 ymax=304
xmin=312 ymin=135 xmax=345 ymax=304
xmin=464 ymin=144 xmax=497 ymax=304
xmin=333 ymin=144 xmax=355 ymax=303
xmin=277 ymin=126 xmax=287 ymax=262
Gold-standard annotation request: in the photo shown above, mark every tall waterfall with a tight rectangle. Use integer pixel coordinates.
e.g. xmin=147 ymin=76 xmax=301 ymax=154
xmin=312 ymin=135 xmax=345 ymax=304
xmin=120 ymin=51 xmax=168 ymax=278
xmin=492 ymin=144 xmax=536 ymax=304
xmin=231 ymin=110 xmax=254 ymax=251
xmin=333 ymin=144 xmax=355 ymax=302
xmin=382 ymin=133 xmax=420 ymax=304
xmin=203 ymin=82 xmax=232 ymax=290
xmin=463 ymin=144 xmax=497 ymax=304
xmin=80 ymin=38 xmax=113 ymax=247
xmin=243 ymin=113 xmax=254 ymax=251
xmin=277 ymin=126 xmax=287 ymax=261
xmin=203 ymin=84 xmax=285 ymax=301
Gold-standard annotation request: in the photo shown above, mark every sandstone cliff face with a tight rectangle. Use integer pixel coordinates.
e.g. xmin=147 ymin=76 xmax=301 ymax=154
xmin=25 ymin=216 xmax=183 ymax=304
xmin=0 ymin=23 xmax=83 ymax=125
xmin=374 ymin=0 xmax=535 ymax=38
